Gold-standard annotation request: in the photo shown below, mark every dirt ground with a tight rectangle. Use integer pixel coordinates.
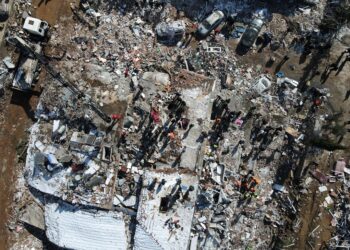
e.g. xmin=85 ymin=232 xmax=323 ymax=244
xmin=0 ymin=1 xmax=75 ymax=249
xmin=0 ymin=63 xmax=40 ymax=250
xmin=296 ymin=40 xmax=350 ymax=250
xmin=266 ymin=38 xmax=350 ymax=250
xmin=234 ymin=32 xmax=350 ymax=249
xmin=270 ymin=40 xmax=350 ymax=250
xmin=33 ymin=0 xmax=73 ymax=25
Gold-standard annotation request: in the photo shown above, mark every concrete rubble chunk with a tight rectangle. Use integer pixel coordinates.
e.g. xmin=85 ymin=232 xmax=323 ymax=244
xmin=318 ymin=185 xmax=328 ymax=193
xmin=156 ymin=20 xmax=185 ymax=45
xmin=142 ymin=71 xmax=170 ymax=85
xmin=20 ymin=203 xmax=45 ymax=231
xmin=2 ymin=56 xmax=15 ymax=69
xmin=252 ymin=76 xmax=271 ymax=95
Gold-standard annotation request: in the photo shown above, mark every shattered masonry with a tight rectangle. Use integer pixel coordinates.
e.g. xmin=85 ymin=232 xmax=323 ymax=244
xmin=1 ymin=0 xmax=350 ymax=249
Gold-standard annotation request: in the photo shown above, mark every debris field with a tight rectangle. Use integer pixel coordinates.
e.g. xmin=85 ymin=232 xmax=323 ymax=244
xmin=1 ymin=0 xmax=350 ymax=249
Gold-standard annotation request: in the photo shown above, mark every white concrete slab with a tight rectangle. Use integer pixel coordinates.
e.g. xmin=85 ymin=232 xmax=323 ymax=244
xmin=45 ymin=202 xmax=127 ymax=250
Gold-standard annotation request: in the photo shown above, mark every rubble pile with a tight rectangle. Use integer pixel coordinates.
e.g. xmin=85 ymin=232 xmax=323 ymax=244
xmin=2 ymin=0 xmax=350 ymax=249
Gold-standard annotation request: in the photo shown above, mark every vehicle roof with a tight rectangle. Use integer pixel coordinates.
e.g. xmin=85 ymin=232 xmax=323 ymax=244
xmin=251 ymin=18 xmax=264 ymax=28
xmin=205 ymin=11 xmax=224 ymax=26
xmin=25 ymin=16 xmax=42 ymax=22
xmin=243 ymin=28 xmax=258 ymax=39
xmin=24 ymin=17 xmax=43 ymax=31
xmin=241 ymin=28 xmax=259 ymax=46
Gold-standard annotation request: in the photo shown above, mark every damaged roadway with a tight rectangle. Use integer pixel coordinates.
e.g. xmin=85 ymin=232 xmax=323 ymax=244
xmin=0 ymin=0 xmax=350 ymax=249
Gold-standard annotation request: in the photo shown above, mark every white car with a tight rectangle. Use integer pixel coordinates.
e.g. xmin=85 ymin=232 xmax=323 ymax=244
xmin=23 ymin=17 xmax=49 ymax=37
xmin=196 ymin=10 xmax=225 ymax=38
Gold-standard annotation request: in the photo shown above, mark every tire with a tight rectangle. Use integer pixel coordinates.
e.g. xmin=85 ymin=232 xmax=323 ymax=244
xmin=0 ymin=10 xmax=9 ymax=22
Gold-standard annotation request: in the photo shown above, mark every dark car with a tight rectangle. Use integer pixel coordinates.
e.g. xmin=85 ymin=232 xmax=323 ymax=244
xmin=240 ymin=18 xmax=264 ymax=48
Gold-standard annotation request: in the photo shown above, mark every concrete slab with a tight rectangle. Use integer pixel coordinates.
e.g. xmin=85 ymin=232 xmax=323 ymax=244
xmin=135 ymin=169 xmax=198 ymax=250
xmin=20 ymin=203 xmax=45 ymax=230
xmin=45 ymin=202 xmax=128 ymax=250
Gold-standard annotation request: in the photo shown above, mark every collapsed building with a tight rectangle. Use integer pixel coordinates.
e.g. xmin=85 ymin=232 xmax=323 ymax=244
xmin=2 ymin=0 xmax=350 ymax=249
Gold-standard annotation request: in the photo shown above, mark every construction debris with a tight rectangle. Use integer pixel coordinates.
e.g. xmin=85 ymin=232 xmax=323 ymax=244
xmin=2 ymin=0 xmax=350 ymax=249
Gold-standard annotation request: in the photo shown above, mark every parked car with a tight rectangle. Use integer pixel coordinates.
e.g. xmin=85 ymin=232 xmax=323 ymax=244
xmin=23 ymin=17 xmax=49 ymax=37
xmin=196 ymin=10 xmax=225 ymax=38
xmin=240 ymin=18 xmax=264 ymax=48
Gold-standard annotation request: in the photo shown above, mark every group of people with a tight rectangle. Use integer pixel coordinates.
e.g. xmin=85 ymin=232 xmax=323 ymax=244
xmin=234 ymin=170 xmax=261 ymax=199
xmin=322 ymin=47 xmax=350 ymax=83
xmin=118 ymin=93 xmax=193 ymax=168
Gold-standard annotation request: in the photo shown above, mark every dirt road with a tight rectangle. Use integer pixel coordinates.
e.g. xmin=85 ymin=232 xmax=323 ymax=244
xmin=0 ymin=1 xmax=74 ymax=249
xmin=0 ymin=85 xmax=40 ymax=250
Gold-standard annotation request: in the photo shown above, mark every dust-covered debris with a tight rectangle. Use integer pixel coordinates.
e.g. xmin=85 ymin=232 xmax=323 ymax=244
xmin=2 ymin=0 xmax=350 ymax=249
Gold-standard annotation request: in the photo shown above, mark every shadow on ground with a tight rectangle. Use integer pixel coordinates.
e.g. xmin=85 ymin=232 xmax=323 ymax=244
xmin=10 ymin=89 xmax=41 ymax=122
